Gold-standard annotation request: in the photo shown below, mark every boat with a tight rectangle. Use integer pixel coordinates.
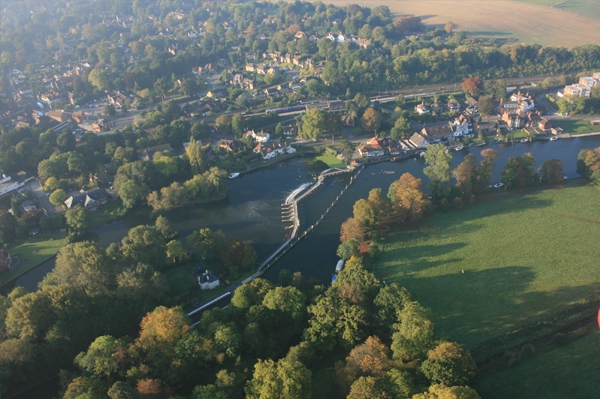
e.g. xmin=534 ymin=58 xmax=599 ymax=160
xmin=228 ymin=172 xmax=240 ymax=179
xmin=454 ymin=145 xmax=463 ymax=151
xmin=521 ymin=138 xmax=528 ymax=143
xmin=419 ymin=151 xmax=427 ymax=157
xmin=550 ymin=136 xmax=558 ymax=141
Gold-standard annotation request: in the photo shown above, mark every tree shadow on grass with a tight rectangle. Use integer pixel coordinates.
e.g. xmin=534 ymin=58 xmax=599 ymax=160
xmin=398 ymin=265 xmax=600 ymax=347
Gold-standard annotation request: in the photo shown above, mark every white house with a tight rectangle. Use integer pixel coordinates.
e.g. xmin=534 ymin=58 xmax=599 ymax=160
xmin=198 ymin=270 xmax=220 ymax=290
xmin=247 ymin=130 xmax=270 ymax=143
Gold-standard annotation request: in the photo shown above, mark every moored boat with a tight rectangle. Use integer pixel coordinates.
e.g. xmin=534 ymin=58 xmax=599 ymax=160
xmin=228 ymin=172 xmax=240 ymax=179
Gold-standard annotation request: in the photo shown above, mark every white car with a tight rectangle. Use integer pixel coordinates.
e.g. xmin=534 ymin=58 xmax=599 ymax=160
xmin=493 ymin=183 xmax=504 ymax=188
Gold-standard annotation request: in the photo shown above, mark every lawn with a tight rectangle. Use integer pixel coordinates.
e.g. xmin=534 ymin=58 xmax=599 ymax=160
xmin=316 ymin=147 xmax=347 ymax=169
xmin=91 ymin=199 xmax=128 ymax=228
xmin=1 ymin=233 xmax=69 ymax=282
xmin=376 ymin=181 xmax=600 ymax=347
xmin=552 ymin=120 xmax=600 ymax=135
xmin=475 ymin=330 xmax=600 ymax=399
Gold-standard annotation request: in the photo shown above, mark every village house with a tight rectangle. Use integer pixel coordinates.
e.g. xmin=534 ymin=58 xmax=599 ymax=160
xmin=357 ymin=137 xmax=385 ymax=157
xmin=421 ymin=122 xmax=455 ymax=142
xmin=408 ymin=132 xmax=429 ymax=148
xmin=137 ymin=144 xmax=172 ymax=161
xmin=198 ymin=269 xmax=220 ymax=290
xmin=217 ymin=139 xmax=244 ymax=153
xmin=452 ymin=115 xmax=471 ymax=137
xmin=414 ymin=102 xmax=429 ymax=115
xmin=328 ymin=100 xmax=345 ymax=112
xmin=253 ymin=141 xmax=296 ymax=160
xmin=47 ymin=110 xmax=73 ymax=123
xmin=539 ymin=119 xmax=552 ymax=131
xmin=64 ymin=188 xmax=109 ymax=211
xmin=107 ymin=91 xmax=129 ymax=108
xmin=341 ymin=114 xmax=355 ymax=127
xmin=247 ymin=130 xmax=270 ymax=143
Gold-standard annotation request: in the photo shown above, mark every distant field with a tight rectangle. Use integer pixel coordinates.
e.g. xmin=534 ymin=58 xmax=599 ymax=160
xmin=553 ymin=120 xmax=600 ymax=135
xmin=376 ymin=181 xmax=600 ymax=347
xmin=325 ymin=0 xmax=600 ymax=47
xmin=476 ymin=330 xmax=600 ymax=399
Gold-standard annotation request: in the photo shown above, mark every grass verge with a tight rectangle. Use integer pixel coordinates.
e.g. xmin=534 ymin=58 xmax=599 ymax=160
xmin=376 ymin=180 xmax=600 ymax=348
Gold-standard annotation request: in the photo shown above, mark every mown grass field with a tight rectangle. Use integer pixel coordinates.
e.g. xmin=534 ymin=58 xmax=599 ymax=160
xmin=2 ymin=233 xmax=69 ymax=282
xmin=476 ymin=330 xmax=600 ymax=398
xmin=376 ymin=181 xmax=600 ymax=347
xmin=325 ymin=0 xmax=600 ymax=47
xmin=553 ymin=119 xmax=600 ymax=135
xmin=316 ymin=147 xmax=347 ymax=169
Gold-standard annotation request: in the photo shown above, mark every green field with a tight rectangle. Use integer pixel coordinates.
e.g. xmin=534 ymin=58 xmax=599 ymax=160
xmin=556 ymin=0 xmax=600 ymax=20
xmin=1 ymin=233 xmax=69 ymax=282
xmin=476 ymin=330 xmax=600 ymax=399
xmin=376 ymin=181 xmax=600 ymax=347
xmin=552 ymin=120 xmax=600 ymax=135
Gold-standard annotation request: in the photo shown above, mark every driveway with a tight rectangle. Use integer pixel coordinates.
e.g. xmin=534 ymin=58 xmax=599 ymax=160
xmin=26 ymin=179 xmax=57 ymax=216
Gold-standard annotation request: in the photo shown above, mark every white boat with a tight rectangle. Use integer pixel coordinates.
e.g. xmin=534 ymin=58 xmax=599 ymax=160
xmin=521 ymin=138 xmax=528 ymax=143
xmin=550 ymin=136 xmax=558 ymax=141
xmin=454 ymin=145 xmax=463 ymax=151
xmin=228 ymin=172 xmax=240 ymax=179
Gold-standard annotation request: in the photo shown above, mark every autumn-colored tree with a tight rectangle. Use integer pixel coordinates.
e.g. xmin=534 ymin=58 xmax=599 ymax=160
xmin=393 ymin=16 xmax=423 ymax=33
xmin=576 ymin=147 xmax=600 ymax=178
xmin=347 ymin=376 xmax=396 ymax=399
xmin=361 ymin=108 xmax=381 ymax=135
xmin=461 ymin=77 xmax=483 ymax=98
xmin=353 ymin=198 xmax=376 ymax=230
xmin=367 ymin=188 xmax=392 ymax=228
xmin=387 ymin=173 xmax=428 ymax=221
xmin=453 ymin=154 xmax=477 ymax=199
xmin=137 ymin=378 xmax=174 ymax=399
xmin=538 ymin=159 xmax=564 ymax=184
xmin=444 ymin=21 xmax=454 ymax=34
xmin=335 ymin=336 xmax=391 ymax=396
xmin=340 ymin=217 xmax=367 ymax=244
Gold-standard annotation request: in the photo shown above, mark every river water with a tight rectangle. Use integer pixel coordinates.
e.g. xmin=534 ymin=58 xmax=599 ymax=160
xmin=3 ymin=136 xmax=600 ymax=294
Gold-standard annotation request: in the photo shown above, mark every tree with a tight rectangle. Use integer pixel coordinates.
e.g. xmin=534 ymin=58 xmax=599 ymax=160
xmin=387 ymin=173 xmax=427 ymax=221
xmin=116 ymin=263 xmax=169 ymax=307
xmin=230 ymin=278 xmax=273 ymax=309
xmin=476 ymin=148 xmax=499 ymax=192
xmin=186 ymin=138 xmax=205 ymax=175
xmin=336 ymin=336 xmax=391 ymax=396
xmin=484 ymin=79 xmax=506 ymax=100
xmin=424 ymin=144 xmax=453 ymax=200
xmin=444 ymin=21 xmax=454 ymax=34
xmin=103 ymin=104 xmax=117 ymax=116
xmin=88 ymin=68 xmax=110 ymax=90
xmin=340 ymin=217 xmax=366 ymax=244
xmin=120 ymin=225 xmax=166 ymax=269
xmin=338 ymin=139 xmax=354 ymax=165
xmin=501 ymin=153 xmax=538 ymax=188
xmin=453 ymin=154 xmax=476 ymax=199
xmin=187 ymin=228 xmax=224 ymax=261
xmin=166 ymin=240 xmax=186 ymax=263
xmin=75 ymin=335 xmax=127 ymax=377
xmin=180 ymin=78 xmax=198 ymax=97
xmin=65 ymin=206 xmax=92 ymax=237
xmin=0 ymin=210 xmax=17 ymax=244
xmin=53 ymin=241 xmax=111 ymax=295
xmin=300 ymin=109 xmax=327 ymax=140
xmin=539 ymin=159 xmax=564 ymax=184
xmin=337 ymin=239 xmax=360 ymax=261
xmin=245 ymin=358 xmax=312 ymax=399
xmin=361 ymin=108 xmax=381 ymax=136
xmin=412 ymin=384 xmax=481 ymax=399
xmin=49 ymin=189 xmax=67 ymax=206
xmin=461 ymin=77 xmax=483 ymax=98
xmin=390 ymin=116 xmax=411 ymax=140
xmin=232 ymin=114 xmax=245 ymax=137
xmin=57 ymin=131 xmax=76 ymax=152
xmin=347 ymin=376 xmax=395 ymax=399
xmin=421 ymin=342 xmax=477 ymax=387
xmin=477 ymin=96 xmax=493 ymax=116
xmin=108 ymin=381 xmax=141 ymax=399
xmin=154 ymin=215 xmax=174 ymax=238
xmin=576 ymin=147 xmax=600 ymax=178
xmin=392 ymin=301 xmax=435 ymax=361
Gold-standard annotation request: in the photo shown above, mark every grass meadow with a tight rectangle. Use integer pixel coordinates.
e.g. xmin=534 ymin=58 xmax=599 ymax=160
xmin=376 ymin=181 xmax=600 ymax=347
xmin=476 ymin=330 xmax=600 ymax=399
xmin=553 ymin=120 xmax=600 ymax=135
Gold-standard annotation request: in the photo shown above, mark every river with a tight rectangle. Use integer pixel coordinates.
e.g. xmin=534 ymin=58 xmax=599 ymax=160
xmin=2 ymin=136 xmax=600 ymax=295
